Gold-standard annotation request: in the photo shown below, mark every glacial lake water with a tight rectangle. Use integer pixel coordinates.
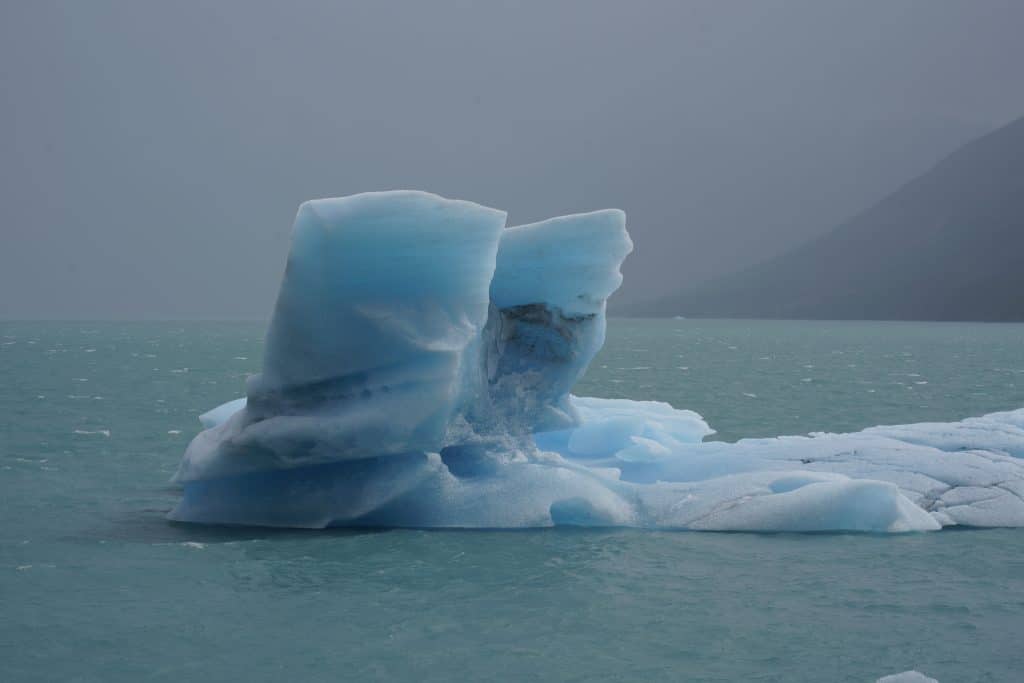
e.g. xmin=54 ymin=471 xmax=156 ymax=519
xmin=2 ymin=319 xmax=1023 ymax=682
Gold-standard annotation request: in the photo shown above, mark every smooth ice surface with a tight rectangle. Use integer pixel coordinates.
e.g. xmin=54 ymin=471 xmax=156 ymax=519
xmin=489 ymin=210 xmax=631 ymax=316
xmin=170 ymin=191 xmax=1024 ymax=531
xmin=175 ymin=191 xmax=508 ymax=483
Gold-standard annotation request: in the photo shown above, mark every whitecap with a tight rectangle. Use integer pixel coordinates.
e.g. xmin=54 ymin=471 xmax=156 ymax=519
xmin=73 ymin=429 xmax=110 ymax=437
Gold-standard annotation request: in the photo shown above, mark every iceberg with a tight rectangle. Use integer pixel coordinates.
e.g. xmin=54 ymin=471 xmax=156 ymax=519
xmin=170 ymin=191 xmax=1024 ymax=531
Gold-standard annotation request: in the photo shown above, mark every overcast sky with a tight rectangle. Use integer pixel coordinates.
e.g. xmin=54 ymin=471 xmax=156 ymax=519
xmin=3 ymin=0 xmax=1024 ymax=318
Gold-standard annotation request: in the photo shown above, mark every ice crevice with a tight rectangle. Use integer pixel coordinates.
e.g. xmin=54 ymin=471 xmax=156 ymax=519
xmin=169 ymin=191 xmax=1024 ymax=532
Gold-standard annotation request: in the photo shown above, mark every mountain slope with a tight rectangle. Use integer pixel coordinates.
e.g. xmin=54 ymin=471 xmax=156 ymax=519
xmin=628 ymin=115 xmax=1024 ymax=321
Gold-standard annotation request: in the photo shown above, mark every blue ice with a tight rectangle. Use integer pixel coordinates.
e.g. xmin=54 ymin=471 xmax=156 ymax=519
xmin=170 ymin=191 xmax=1024 ymax=532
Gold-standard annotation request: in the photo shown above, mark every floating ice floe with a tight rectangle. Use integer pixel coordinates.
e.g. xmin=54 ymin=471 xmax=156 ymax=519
xmin=876 ymin=671 xmax=939 ymax=683
xmin=169 ymin=191 xmax=1024 ymax=532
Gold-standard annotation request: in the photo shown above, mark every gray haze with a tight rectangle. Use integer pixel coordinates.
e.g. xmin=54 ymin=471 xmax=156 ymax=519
xmin=3 ymin=0 xmax=1024 ymax=319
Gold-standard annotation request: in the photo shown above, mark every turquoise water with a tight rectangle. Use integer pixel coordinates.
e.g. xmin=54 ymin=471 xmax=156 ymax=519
xmin=2 ymin=319 xmax=1023 ymax=682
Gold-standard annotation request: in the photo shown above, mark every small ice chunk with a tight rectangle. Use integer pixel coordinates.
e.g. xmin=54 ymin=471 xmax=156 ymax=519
xmin=198 ymin=398 xmax=246 ymax=429
xmin=876 ymin=671 xmax=939 ymax=683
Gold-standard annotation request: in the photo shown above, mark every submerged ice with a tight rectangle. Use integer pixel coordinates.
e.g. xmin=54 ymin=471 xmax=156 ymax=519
xmin=170 ymin=191 xmax=1024 ymax=532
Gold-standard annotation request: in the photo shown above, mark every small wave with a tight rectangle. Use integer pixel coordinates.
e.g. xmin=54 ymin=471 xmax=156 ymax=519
xmin=73 ymin=429 xmax=110 ymax=437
